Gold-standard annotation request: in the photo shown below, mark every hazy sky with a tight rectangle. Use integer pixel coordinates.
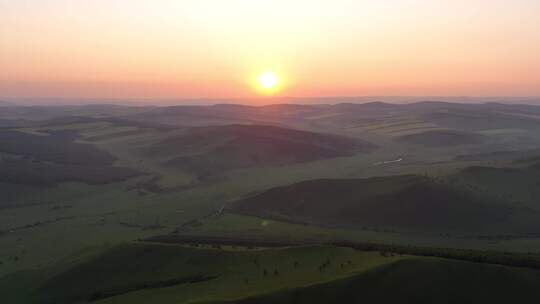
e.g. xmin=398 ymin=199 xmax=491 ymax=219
xmin=1 ymin=0 xmax=539 ymax=99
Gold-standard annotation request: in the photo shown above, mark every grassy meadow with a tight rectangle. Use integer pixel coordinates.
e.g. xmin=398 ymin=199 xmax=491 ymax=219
xmin=3 ymin=102 xmax=540 ymax=302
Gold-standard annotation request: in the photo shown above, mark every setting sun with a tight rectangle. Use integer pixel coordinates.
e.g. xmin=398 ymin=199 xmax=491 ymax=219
xmin=258 ymin=72 xmax=278 ymax=89
xmin=256 ymin=71 xmax=281 ymax=94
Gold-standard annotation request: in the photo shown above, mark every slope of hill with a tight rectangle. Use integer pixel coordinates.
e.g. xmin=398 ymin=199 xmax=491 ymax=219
xmin=144 ymin=125 xmax=376 ymax=177
xmin=419 ymin=105 xmax=540 ymax=131
xmin=0 ymin=119 xmax=34 ymax=128
xmin=0 ymin=130 xmax=117 ymax=165
xmin=0 ymin=129 xmax=141 ymax=190
xmin=0 ymin=104 xmax=151 ymax=121
xmin=449 ymin=162 xmax=540 ymax=209
xmin=230 ymin=175 xmax=513 ymax=233
xmin=212 ymin=258 xmax=540 ymax=304
xmin=0 ymin=243 xmax=399 ymax=304
xmin=4 ymin=242 xmax=540 ymax=304
xmin=0 ymin=159 xmax=140 ymax=189
xmin=454 ymin=149 xmax=540 ymax=162
xmin=396 ymin=130 xmax=486 ymax=146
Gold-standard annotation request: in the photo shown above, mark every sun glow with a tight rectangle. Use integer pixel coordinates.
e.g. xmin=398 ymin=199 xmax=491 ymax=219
xmin=255 ymin=71 xmax=281 ymax=94
xmin=259 ymin=72 xmax=278 ymax=89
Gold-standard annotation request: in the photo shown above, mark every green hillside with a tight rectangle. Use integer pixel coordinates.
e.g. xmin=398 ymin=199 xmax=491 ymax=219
xmin=231 ymin=175 xmax=514 ymax=233
xmin=145 ymin=124 xmax=376 ymax=178
xmin=450 ymin=163 xmax=540 ymax=207
xmin=396 ymin=130 xmax=486 ymax=146
xmin=211 ymin=258 xmax=540 ymax=304
xmin=0 ymin=243 xmax=401 ymax=304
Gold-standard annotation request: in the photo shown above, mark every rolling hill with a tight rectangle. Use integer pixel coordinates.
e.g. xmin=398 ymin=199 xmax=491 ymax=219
xmin=0 ymin=243 xmax=399 ymax=304
xmin=449 ymin=162 xmax=540 ymax=209
xmin=212 ymin=258 xmax=540 ymax=304
xmin=6 ymin=242 xmax=540 ymax=304
xmin=396 ymin=130 xmax=486 ymax=146
xmin=230 ymin=175 xmax=513 ymax=233
xmin=0 ymin=129 xmax=141 ymax=190
xmin=144 ymin=125 xmax=376 ymax=178
xmin=0 ymin=130 xmax=117 ymax=165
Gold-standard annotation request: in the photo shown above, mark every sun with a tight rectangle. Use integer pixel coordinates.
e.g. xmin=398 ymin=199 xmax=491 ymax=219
xmin=251 ymin=70 xmax=285 ymax=95
xmin=257 ymin=71 xmax=279 ymax=90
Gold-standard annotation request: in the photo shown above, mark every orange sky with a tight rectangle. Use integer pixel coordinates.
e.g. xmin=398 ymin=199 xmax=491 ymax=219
xmin=1 ymin=0 xmax=539 ymax=99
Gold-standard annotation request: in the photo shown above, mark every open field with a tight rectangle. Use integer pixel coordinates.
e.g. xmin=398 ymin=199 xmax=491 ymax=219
xmin=3 ymin=102 xmax=540 ymax=302
xmin=210 ymin=258 xmax=540 ymax=304
xmin=0 ymin=243 xmax=404 ymax=304
xmin=4 ymin=238 xmax=540 ymax=304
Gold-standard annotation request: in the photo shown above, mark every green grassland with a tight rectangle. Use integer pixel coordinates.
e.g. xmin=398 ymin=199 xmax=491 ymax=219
xmin=174 ymin=213 xmax=540 ymax=254
xmin=228 ymin=174 xmax=540 ymax=235
xmin=4 ymin=240 xmax=540 ymax=304
xmin=2 ymin=111 xmax=540 ymax=279
xmin=0 ymin=243 xmax=403 ymax=304
xmin=0 ymin=177 xmax=234 ymax=277
xmin=4 ymin=102 xmax=540 ymax=302
xmin=209 ymin=258 xmax=540 ymax=304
